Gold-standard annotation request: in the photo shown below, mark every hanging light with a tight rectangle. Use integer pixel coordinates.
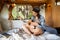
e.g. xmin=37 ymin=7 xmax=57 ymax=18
xmin=11 ymin=0 xmax=15 ymax=2
xmin=11 ymin=3 xmax=16 ymax=7
xmin=6 ymin=4 xmax=10 ymax=9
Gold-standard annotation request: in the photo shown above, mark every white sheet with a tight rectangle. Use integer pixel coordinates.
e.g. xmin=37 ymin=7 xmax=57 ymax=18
xmin=6 ymin=29 xmax=60 ymax=40
xmin=11 ymin=20 xmax=24 ymax=29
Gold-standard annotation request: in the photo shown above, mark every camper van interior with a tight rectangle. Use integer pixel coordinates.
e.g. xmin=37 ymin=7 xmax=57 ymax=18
xmin=0 ymin=0 xmax=60 ymax=40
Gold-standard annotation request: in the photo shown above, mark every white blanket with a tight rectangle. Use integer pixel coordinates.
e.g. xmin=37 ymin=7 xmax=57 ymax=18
xmin=1 ymin=29 xmax=59 ymax=40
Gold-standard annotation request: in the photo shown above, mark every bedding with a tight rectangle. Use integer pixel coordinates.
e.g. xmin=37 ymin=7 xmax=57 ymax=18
xmin=0 ymin=20 xmax=60 ymax=40
xmin=0 ymin=29 xmax=60 ymax=40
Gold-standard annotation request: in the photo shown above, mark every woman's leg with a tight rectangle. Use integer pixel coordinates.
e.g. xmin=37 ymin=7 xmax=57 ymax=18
xmin=23 ymin=24 xmax=43 ymax=36
xmin=22 ymin=24 xmax=32 ymax=35
xmin=32 ymin=27 xmax=43 ymax=35
xmin=45 ymin=27 xmax=58 ymax=35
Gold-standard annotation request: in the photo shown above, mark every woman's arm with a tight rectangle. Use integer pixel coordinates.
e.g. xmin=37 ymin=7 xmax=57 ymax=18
xmin=40 ymin=15 xmax=45 ymax=26
xmin=40 ymin=15 xmax=47 ymax=30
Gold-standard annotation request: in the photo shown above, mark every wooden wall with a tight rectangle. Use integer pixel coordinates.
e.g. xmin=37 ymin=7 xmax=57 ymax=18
xmin=45 ymin=0 xmax=54 ymax=27
xmin=45 ymin=0 xmax=60 ymax=28
xmin=52 ymin=6 xmax=60 ymax=28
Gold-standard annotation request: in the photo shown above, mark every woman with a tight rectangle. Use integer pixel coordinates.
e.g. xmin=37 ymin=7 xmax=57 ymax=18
xmin=23 ymin=7 xmax=58 ymax=36
xmin=23 ymin=20 xmax=43 ymax=36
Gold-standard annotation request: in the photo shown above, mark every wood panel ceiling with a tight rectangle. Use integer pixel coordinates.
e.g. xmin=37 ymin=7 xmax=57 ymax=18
xmin=1 ymin=0 xmax=60 ymax=12
xmin=0 ymin=0 xmax=47 ymax=12
xmin=56 ymin=0 xmax=60 ymax=2
xmin=4 ymin=0 xmax=47 ymax=4
xmin=4 ymin=0 xmax=47 ymax=6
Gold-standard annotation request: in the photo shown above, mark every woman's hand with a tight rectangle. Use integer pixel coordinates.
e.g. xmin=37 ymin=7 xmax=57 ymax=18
xmin=31 ymin=22 xmax=39 ymax=26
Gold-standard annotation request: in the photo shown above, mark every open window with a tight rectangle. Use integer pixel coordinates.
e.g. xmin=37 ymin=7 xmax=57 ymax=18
xmin=8 ymin=4 xmax=45 ymax=20
xmin=12 ymin=4 xmax=33 ymax=20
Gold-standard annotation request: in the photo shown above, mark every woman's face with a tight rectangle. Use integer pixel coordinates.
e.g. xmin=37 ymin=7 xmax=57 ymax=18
xmin=32 ymin=11 xmax=37 ymax=17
